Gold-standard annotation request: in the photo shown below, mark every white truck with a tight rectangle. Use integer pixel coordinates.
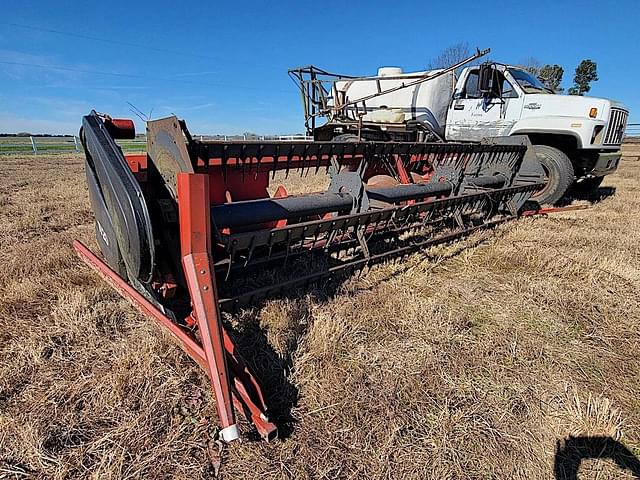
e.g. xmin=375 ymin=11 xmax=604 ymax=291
xmin=290 ymin=59 xmax=629 ymax=204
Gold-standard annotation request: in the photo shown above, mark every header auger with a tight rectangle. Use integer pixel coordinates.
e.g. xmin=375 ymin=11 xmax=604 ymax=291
xmin=75 ymin=110 xmax=545 ymax=442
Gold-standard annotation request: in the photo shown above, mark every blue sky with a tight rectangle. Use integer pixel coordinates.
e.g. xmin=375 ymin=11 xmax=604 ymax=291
xmin=1 ymin=0 xmax=638 ymax=135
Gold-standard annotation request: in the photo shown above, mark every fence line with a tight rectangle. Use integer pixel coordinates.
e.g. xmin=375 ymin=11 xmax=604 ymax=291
xmin=0 ymin=134 xmax=313 ymax=155
xmin=0 ymin=136 xmax=87 ymax=155
xmin=2 ymin=128 xmax=639 ymax=155
xmin=626 ymin=123 xmax=640 ymax=137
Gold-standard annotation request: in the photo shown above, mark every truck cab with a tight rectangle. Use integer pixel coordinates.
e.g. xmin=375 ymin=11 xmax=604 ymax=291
xmin=447 ymin=64 xmax=628 ymax=203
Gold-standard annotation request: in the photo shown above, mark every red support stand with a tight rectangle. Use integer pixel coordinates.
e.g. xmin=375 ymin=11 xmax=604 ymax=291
xmin=177 ymin=173 xmax=239 ymax=442
xmin=73 ymin=172 xmax=278 ymax=442
xmin=521 ymin=204 xmax=590 ymax=217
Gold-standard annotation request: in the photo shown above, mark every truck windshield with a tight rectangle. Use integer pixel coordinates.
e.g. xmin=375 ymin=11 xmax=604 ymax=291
xmin=508 ymin=69 xmax=552 ymax=94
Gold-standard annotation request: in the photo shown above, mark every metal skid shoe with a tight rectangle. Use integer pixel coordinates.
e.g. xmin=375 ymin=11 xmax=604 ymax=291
xmin=75 ymin=111 xmax=544 ymax=442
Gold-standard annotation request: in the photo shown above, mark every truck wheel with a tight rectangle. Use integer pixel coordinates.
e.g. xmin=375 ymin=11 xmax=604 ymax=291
xmin=531 ymin=145 xmax=574 ymax=205
xmin=574 ymin=176 xmax=604 ymax=194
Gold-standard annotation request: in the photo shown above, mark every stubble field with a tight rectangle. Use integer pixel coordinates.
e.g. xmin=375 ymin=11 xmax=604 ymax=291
xmin=1 ymin=145 xmax=639 ymax=479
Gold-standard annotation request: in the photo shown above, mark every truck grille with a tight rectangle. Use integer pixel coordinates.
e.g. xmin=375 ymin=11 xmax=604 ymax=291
xmin=603 ymin=108 xmax=628 ymax=145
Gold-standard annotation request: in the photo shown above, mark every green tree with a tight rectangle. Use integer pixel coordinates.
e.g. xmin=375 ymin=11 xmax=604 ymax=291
xmin=538 ymin=64 xmax=564 ymax=92
xmin=568 ymin=59 xmax=598 ymax=95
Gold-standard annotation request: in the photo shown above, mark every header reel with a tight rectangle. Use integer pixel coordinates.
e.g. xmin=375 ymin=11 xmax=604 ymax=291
xmin=75 ymin=111 xmax=544 ymax=442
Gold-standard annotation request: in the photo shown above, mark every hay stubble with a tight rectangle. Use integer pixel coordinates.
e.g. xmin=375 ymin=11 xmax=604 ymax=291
xmin=1 ymin=150 xmax=639 ymax=479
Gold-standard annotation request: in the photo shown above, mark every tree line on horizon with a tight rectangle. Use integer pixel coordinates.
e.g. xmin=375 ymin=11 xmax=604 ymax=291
xmin=428 ymin=42 xmax=599 ymax=95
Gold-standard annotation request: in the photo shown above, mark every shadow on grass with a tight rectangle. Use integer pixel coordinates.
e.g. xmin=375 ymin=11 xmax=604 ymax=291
xmin=554 ymin=436 xmax=640 ymax=479
xmin=225 ymin=309 xmax=306 ymax=441
xmin=558 ymin=186 xmax=617 ymax=206
xmin=222 ymin=226 xmax=505 ymax=440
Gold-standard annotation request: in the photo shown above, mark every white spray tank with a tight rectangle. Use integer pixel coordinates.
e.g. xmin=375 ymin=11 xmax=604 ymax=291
xmin=332 ymin=66 xmax=456 ymax=135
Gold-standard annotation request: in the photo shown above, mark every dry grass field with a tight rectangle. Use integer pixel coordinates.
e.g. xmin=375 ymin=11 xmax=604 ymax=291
xmin=1 ymin=146 xmax=640 ymax=479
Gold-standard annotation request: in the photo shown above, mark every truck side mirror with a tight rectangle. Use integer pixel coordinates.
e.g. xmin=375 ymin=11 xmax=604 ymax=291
xmin=478 ymin=63 xmax=495 ymax=96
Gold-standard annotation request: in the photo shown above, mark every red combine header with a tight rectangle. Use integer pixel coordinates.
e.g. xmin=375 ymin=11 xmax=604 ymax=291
xmin=75 ymin=111 xmax=544 ymax=441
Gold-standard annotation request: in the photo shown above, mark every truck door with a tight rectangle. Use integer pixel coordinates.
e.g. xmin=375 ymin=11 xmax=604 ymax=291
xmin=446 ymin=68 xmax=522 ymax=142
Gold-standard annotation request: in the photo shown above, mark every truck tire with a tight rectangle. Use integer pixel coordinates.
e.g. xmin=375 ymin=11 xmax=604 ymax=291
xmin=531 ymin=145 xmax=574 ymax=205
xmin=574 ymin=176 xmax=604 ymax=194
